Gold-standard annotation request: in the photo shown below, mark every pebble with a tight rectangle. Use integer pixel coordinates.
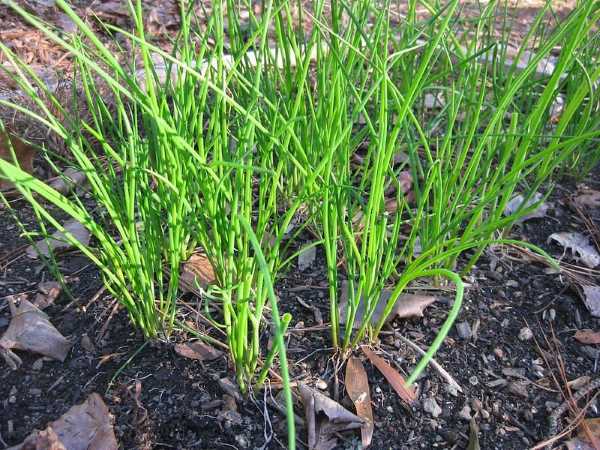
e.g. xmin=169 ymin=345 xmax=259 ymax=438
xmin=508 ymin=381 xmax=529 ymax=398
xmin=29 ymin=388 xmax=42 ymax=396
xmin=235 ymin=435 xmax=249 ymax=448
xmin=459 ymin=404 xmax=472 ymax=421
xmin=506 ymin=280 xmax=519 ymax=288
xmin=423 ymin=398 xmax=442 ymax=418
xmin=518 ymin=327 xmax=533 ymax=341
xmin=386 ymin=405 xmax=394 ymax=413
xmin=315 ymin=379 xmax=328 ymax=390
xmin=456 ymin=321 xmax=472 ymax=340
xmin=469 ymin=375 xmax=479 ymax=386
xmin=444 ymin=383 xmax=459 ymax=397
xmin=32 ymin=358 xmax=44 ymax=371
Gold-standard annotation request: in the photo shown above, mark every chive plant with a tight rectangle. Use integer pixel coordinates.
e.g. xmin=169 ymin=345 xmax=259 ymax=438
xmin=0 ymin=0 xmax=300 ymax=444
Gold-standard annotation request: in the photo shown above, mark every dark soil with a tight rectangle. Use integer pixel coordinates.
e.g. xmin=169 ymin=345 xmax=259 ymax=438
xmin=2 ymin=170 xmax=600 ymax=450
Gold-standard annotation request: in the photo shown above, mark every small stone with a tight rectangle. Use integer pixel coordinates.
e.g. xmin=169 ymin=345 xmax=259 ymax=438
xmin=235 ymin=434 xmax=249 ymax=448
xmin=508 ymin=381 xmax=529 ymax=398
xmin=32 ymin=358 xmax=44 ymax=371
xmin=456 ymin=322 xmax=472 ymax=340
xmin=518 ymin=327 xmax=533 ymax=341
xmin=29 ymin=388 xmax=42 ymax=396
xmin=444 ymin=383 xmax=459 ymax=397
xmin=81 ymin=334 xmax=95 ymax=353
xmin=375 ymin=386 xmax=382 ymax=394
xmin=506 ymin=280 xmax=519 ymax=288
xmin=386 ymin=405 xmax=394 ymax=413
xmin=423 ymin=398 xmax=442 ymax=418
xmin=469 ymin=375 xmax=479 ymax=386
xmin=459 ymin=405 xmax=472 ymax=421
xmin=315 ymin=379 xmax=328 ymax=390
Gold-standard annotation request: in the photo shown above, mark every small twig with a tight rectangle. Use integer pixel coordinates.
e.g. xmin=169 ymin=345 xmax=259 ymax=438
xmin=395 ymin=333 xmax=464 ymax=394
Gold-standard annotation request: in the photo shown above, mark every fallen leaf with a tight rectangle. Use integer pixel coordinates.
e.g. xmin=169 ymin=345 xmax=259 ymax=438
xmin=179 ymin=252 xmax=216 ymax=294
xmin=298 ymin=245 xmax=317 ymax=271
xmin=578 ymin=285 xmax=600 ymax=318
xmin=174 ymin=341 xmax=223 ymax=361
xmin=345 ymin=357 xmax=374 ymax=448
xmin=361 ymin=346 xmax=416 ymax=405
xmin=0 ymin=297 xmax=71 ymax=367
xmin=10 ymin=393 xmax=117 ymax=450
xmin=504 ymin=192 xmax=548 ymax=222
xmin=340 ymin=281 xmax=436 ymax=328
xmin=573 ymin=190 xmax=600 ymax=209
xmin=575 ymin=329 xmax=600 ymax=345
xmin=564 ymin=418 xmax=600 ymax=450
xmin=33 ymin=281 xmax=62 ymax=310
xmin=48 ymin=168 xmax=86 ymax=195
xmin=298 ymin=383 xmax=363 ymax=450
xmin=548 ymin=232 xmax=600 ymax=268
xmin=21 ymin=427 xmax=66 ymax=450
xmin=0 ymin=132 xmax=36 ymax=191
xmin=26 ymin=219 xmax=91 ymax=259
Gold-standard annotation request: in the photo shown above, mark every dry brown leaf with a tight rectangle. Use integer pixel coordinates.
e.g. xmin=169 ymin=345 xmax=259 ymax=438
xmin=0 ymin=297 xmax=71 ymax=367
xmin=574 ymin=329 xmax=600 ymax=345
xmin=26 ymin=219 xmax=91 ymax=259
xmin=10 ymin=393 xmax=117 ymax=450
xmin=174 ymin=341 xmax=223 ymax=361
xmin=48 ymin=168 xmax=87 ymax=195
xmin=573 ymin=190 xmax=600 ymax=209
xmin=179 ymin=252 xmax=216 ymax=294
xmin=21 ymin=427 xmax=66 ymax=450
xmin=33 ymin=281 xmax=62 ymax=310
xmin=0 ymin=131 xmax=36 ymax=191
xmin=565 ymin=418 xmax=600 ymax=450
xmin=340 ymin=281 xmax=436 ymax=329
xmin=548 ymin=232 xmax=600 ymax=268
xmin=361 ymin=346 xmax=416 ymax=405
xmin=298 ymin=383 xmax=363 ymax=450
xmin=345 ymin=357 xmax=374 ymax=447
xmin=579 ymin=285 xmax=600 ymax=318
xmin=504 ymin=193 xmax=549 ymax=222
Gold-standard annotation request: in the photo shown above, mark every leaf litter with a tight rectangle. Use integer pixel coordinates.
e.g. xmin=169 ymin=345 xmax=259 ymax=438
xmin=298 ymin=383 xmax=363 ymax=450
xmin=174 ymin=340 xmax=223 ymax=361
xmin=8 ymin=393 xmax=118 ymax=450
xmin=179 ymin=252 xmax=216 ymax=294
xmin=339 ymin=280 xmax=436 ymax=329
xmin=361 ymin=346 xmax=416 ymax=405
xmin=26 ymin=219 xmax=91 ymax=259
xmin=0 ymin=296 xmax=71 ymax=369
xmin=504 ymin=192 xmax=549 ymax=222
xmin=548 ymin=232 xmax=600 ymax=268
xmin=345 ymin=357 xmax=374 ymax=447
